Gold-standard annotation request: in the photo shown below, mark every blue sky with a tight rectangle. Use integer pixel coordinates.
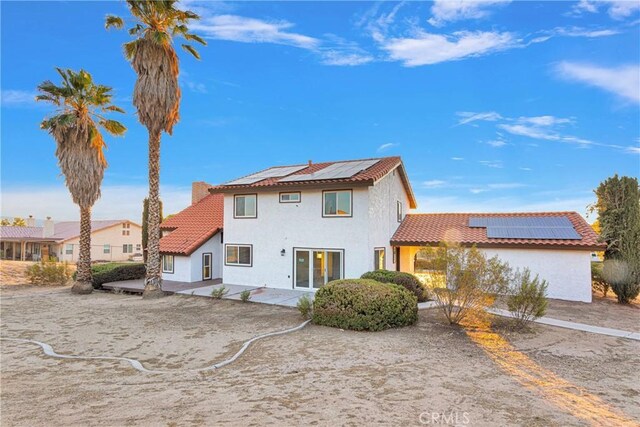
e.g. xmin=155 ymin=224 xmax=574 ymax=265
xmin=1 ymin=0 xmax=639 ymax=222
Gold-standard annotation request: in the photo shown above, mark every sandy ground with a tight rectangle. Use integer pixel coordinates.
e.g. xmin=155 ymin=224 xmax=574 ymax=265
xmin=1 ymin=289 xmax=639 ymax=426
xmin=0 ymin=261 xmax=36 ymax=286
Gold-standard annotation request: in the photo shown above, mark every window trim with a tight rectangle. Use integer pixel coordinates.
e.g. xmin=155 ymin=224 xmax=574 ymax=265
xmin=122 ymin=244 xmax=133 ymax=254
xmin=374 ymin=247 xmax=386 ymax=271
xmin=202 ymin=252 xmax=212 ymax=280
xmin=322 ymin=189 xmax=353 ymax=218
xmin=162 ymin=254 xmax=174 ymax=274
xmin=397 ymin=201 xmax=403 ymax=223
xmin=65 ymin=244 xmax=73 ymax=255
xmin=292 ymin=247 xmax=346 ymax=290
xmin=103 ymin=244 xmax=111 ymax=254
xmin=224 ymin=243 xmax=253 ymax=267
xmin=279 ymin=191 xmax=301 ymax=203
xmin=233 ymin=194 xmax=258 ymax=219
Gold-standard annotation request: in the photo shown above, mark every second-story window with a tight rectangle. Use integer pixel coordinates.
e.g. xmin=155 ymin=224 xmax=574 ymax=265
xmin=234 ymin=194 xmax=257 ymax=218
xmin=323 ymin=190 xmax=352 ymax=217
xmin=397 ymin=201 xmax=403 ymax=222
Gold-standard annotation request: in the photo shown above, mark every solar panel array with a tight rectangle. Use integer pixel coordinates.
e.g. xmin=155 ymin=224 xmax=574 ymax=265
xmin=469 ymin=216 xmax=582 ymax=240
xmin=225 ymin=165 xmax=308 ymax=185
xmin=279 ymin=159 xmax=380 ymax=182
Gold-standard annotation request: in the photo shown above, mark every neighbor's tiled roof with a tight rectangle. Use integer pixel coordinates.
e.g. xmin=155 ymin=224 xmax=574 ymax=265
xmin=217 ymin=156 xmax=417 ymax=209
xmin=52 ymin=220 xmax=133 ymax=240
xmin=0 ymin=226 xmax=50 ymax=241
xmin=160 ymin=193 xmax=224 ymax=255
xmin=391 ymin=212 xmax=604 ymax=250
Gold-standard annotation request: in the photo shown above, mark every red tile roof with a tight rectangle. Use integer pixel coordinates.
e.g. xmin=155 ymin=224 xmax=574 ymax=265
xmin=159 ymin=193 xmax=224 ymax=255
xmin=391 ymin=212 xmax=604 ymax=250
xmin=217 ymin=156 xmax=417 ymax=209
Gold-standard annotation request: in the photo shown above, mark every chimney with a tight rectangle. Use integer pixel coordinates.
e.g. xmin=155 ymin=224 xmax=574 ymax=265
xmin=192 ymin=181 xmax=212 ymax=205
xmin=308 ymin=160 xmax=313 ymax=167
xmin=43 ymin=217 xmax=54 ymax=238
xmin=26 ymin=215 xmax=36 ymax=227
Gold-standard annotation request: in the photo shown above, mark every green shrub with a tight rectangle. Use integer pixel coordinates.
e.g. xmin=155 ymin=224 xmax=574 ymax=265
xmin=25 ymin=260 xmax=71 ymax=286
xmin=91 ymin=263 xmax=145 ymax=289
xmin=591 ymin=262 xmax=610 ymax=297
xmin=602 ymin=259 xmax=640 ymax=304
xmin=297 ymin=294 xmax=312 ymax=319
xmin=240 ymin=289 xmax=251 ymax=302
xmin=211 ymin=286 xmax=228 ymax=299
xmin=312 ymin=279 xmax=418 ymax=331
xmin=71 ymin=263 xmax=145 ymax=289
xmin=507 ymin=268 xmax=548 ymax=328
xmin=361 ymin=270 xmax=429 ymax=302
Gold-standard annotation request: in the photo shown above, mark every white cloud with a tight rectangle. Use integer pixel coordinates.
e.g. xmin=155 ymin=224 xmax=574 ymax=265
xmin=423 ymin=180 xmax=448 ymax=188
xmin=320 ymin=49 xmax=374 ymax=66
xmin=381 ymin=30 xmax=516 ymax=67
xmin=451 ymin=157 xmax=465 ymax=161
xmin=456 ymin=111 xmax=503 ymax=125
xmin=498 ymin=123 xmax=561 ymax=141
xmin=549 ymin=26 xmax=620 ymax=38
xmin=479 ymin=160 xmax=503 ymax=168
xmin=193 ymin=15 xmax=320 ymax=49
xmin=377 ymin=142 xmax=399 ymax=152
xmin=572 ymin=0 xmax=640 ymax=19
xmin=555 ymin=62 xmax=640 ymax=103
xmin=518 ymin=115 xmax=573 ymax=126
xmin=0 ymin=184 xmax=192 ymax=221
xmin=1 ymin=90 xmax=36 ymax=106
xmin=428 ymin=0 xmax=511 ymax=27
xmin=486 ymin=139 xmax=507 ymax=147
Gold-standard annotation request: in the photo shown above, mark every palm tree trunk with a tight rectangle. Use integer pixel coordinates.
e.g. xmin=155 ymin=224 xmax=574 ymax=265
xmin=72 ymin=206 xmax=93 ymax=294
xmin=143 ymin=130 xmax=164 ymax=299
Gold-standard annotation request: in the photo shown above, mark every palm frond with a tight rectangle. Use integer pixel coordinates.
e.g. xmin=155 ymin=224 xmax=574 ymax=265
xmin=103 ymin=105 xmax=126 ymax=114
xmin=123 ymin=40 xmax=140 ymax=60
xmin=181 ymin=44 xmax=200 ymax=59
xmin=184 ymin=33 xmax=206 ymax=45
xmin=100 ymin=119 xmax=127 ymax=136
xmin=105 ymin=15 xmax=124 ymax=29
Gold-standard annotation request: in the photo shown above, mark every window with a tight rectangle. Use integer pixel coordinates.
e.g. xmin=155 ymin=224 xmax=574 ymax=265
xmin=279 ymin=192 xmax=301 ymax=203
xmin=135 ymin=244 xmax=141 ymax=252
xmin=397 ymin=201 xmax=403 ymax=222
xmin=162 ymin=255 xmax=174 ymax=273
xmin=122 ymin=223 xmax=130 ymax=229
xmin=103 ymin=244 xmax=110 ymax=254
xmin=323 ymin=190 xmax=352 ymax=217
xmin=225 ymin=244 xmax=252 ymax=266
xmin=65 ymin=244 xmax=73 ymax=255
xmin=122 ymin=230 xmax=130 ymax=236
xmin=234 ymin=194 xmax=257 ymax=218
xmin=374 ymin=248 xmax=385 ymax=270
xmin=122 ymin=244 xmax=133 ymax=254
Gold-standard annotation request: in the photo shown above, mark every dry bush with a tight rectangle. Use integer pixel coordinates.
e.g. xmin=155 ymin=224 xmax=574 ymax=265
xmin=25 ymin=260 xmax=71 ymax=286
xmin=507 ymin=268 xmax=548 ymax=328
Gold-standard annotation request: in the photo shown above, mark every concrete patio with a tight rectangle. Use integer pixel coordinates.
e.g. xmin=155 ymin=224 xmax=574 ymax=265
xmin=176 ymin=283 xmax=315 ymax=307
xmin=102 ymin=279 xmax=220 ymax=294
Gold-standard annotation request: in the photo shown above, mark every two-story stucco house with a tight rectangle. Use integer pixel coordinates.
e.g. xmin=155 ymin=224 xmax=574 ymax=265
xmin=159 ymin=156 xmax=602 ymax=302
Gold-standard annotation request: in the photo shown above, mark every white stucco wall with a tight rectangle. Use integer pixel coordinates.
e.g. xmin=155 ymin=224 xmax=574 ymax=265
xmin=399 ymin=246 xmax=593 ymax=302
xmin=59 ymin=222 xmax=142 ymax=262
xmin=162 ymin=233 xmax=222 ymax=283
xmin=368 ymin=168 xmax=411 ymax=271
xmin=480 ymin=248 xmax=592 ymax=303
xmin=222 ymin=187 xmax=372 ymax=289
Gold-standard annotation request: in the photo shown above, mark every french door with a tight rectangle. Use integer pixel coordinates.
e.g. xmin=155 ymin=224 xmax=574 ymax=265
xmin=294 ymin=249 xmax=343 ymax=290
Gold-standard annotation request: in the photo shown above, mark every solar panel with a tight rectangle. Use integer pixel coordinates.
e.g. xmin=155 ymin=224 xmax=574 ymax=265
xmin=469 ymin=216 xmax=581 ymax=240
xmin=279 ymin=159 xmax=380 ymax=182
xmin=225 ymin=165 xmax=307 ymax=185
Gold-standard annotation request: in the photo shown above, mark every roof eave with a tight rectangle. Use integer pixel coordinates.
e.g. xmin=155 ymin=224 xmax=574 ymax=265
xmin=390 ymin=240 xmax=605 ymax=251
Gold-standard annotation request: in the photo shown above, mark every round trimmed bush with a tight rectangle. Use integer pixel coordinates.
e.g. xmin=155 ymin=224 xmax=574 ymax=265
xmin=312 ymin=279 xmax=418 ymax=331
xmin=361 ymin=270 xmax=429 ymax=302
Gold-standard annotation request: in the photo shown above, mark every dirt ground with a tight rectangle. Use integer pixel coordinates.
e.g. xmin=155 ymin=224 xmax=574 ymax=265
xmin=1 ymin=290 xmax=639 ymax=427
xmin=0 ymin=261 xmax=35 ymax=286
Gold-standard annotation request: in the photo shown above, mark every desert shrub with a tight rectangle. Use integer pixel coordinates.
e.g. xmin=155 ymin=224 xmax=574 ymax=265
xmin=297 ymin=294 xmax=313 ymax=319
xmin=361 ymin=270 xmax=429 ymax=302
xmin=427 ymin=243 xmax=511 ymax=325
xmin=211 ymin=286 xmax=228 ymax=299
xmin=312 ymin=279 xmax=418 ymax=331
xmin=591 ymin=262 xmax=610 ymax=297
xmin=602 ymin=259 xmax=640 ymax=304
xmin=91 ymin=263 xmax=146 ymax=289
xmin=506 ymin=268 xmax=548 ymax=328
xmin=25 ymin=260 xmax=71 ymax=286
xmin=240 ymin=289 xmax=251 ymax=302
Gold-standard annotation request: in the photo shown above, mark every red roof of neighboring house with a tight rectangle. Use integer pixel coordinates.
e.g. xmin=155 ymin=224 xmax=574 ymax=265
xmin=391 ymin=212 xmax=604 ymax=250
xmin=217 ymin=156 xmax=417 ymax=209
xmin=159 ymin=193 xmax=224 ymax=255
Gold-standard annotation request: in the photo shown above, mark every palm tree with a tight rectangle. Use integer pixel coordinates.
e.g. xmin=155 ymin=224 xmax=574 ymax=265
xmin=37 ymin=68 xmax=126 ymax=294
xmin=105 ymin=0 xmax=205 ymax=299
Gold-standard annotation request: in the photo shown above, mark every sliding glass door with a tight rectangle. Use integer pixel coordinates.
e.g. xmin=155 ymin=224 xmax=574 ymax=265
xmin=294 ymin=249 xmax=343 ymax=290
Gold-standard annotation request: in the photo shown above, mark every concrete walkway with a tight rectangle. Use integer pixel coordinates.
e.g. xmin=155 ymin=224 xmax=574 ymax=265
xmin=177 ymin=283 xmax=314 ymax=307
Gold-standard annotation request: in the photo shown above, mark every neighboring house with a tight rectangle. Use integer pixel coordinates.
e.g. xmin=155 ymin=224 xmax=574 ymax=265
xmin=0 ymin=217 xmax=142 ymax=262
xmin=159 ymin=156 xmax=603 ymax=302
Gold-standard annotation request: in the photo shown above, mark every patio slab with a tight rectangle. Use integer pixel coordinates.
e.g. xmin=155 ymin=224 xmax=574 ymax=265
xmin=177 ymin=283 xmax=314 ymax=307
xmin=103 ymin=279 xmax=219 ymax=294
